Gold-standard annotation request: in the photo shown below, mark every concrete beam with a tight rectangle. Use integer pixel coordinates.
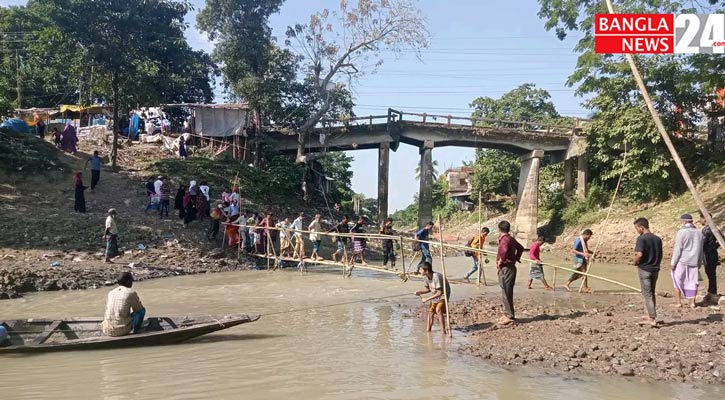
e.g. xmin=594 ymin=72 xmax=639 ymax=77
xmin=577 ymin=154 xmax=588 ymax=199
xmin=378 ymin=142 xmax=390 ymax=223
xmin=564 ymin=158 xmax=574 ymax=193
xmin=418 ymin=140 xmax=434 ymax=229
xmin=514 ymin=149 xmax=544 ymax=242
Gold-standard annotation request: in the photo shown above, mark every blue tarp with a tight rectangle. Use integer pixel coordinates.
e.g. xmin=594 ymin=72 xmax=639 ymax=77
xmin=0 ymin=118 xmax=31 ymax=134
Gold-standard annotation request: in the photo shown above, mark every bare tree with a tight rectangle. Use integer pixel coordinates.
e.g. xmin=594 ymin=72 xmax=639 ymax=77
xmin=286 ymin=0 xmax=429 ymax=163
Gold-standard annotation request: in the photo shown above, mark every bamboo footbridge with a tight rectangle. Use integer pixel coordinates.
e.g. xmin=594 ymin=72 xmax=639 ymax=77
xmin=221 ymin=222 xmax=641 ymax=293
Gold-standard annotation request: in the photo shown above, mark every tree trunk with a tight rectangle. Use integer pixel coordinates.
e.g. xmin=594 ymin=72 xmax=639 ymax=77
xmin=111 ymin=74 xmax=120 ymax=169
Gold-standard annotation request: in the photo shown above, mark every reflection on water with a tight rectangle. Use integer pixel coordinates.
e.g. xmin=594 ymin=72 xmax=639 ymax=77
xmin=0 ymin=261 xmax=722 ymax=400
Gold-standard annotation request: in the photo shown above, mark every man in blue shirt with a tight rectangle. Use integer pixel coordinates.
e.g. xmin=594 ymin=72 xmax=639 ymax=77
xmin=84 ymin=150 xmax=103 ymax=190
xmin=415 ymin=221 xmax=434 ymax=274
xmin=563 ymin=229 xmax=593 ymax=293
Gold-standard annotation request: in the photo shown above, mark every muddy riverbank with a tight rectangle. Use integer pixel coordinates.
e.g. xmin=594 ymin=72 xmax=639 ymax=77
xmin=451 ymin=293 xmax=725 ymax=385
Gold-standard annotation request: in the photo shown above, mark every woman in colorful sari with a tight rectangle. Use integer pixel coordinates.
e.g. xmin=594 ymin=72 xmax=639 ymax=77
xmin=74 ymin=172 xmax=87 ymax=213
xmin=60 ymin=123 xmax=78 ymax=154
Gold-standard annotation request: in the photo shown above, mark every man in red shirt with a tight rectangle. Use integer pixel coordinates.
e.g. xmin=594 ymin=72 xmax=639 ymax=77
xmin=496 ymin=220 xmax=524 ymax=325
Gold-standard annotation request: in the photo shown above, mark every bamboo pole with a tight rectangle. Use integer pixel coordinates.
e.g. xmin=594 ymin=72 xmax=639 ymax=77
xmin=437 ymin=217 xmax=453 ymax=338
xmin=578 ymin=145 xmax=628 ymax=293
xmin=477 ymin=192 xmax=482 ymax=287
xmin=234 ymin=225 xmax=637 ymax=291
xmin=399 ymin=234 xmax=406 ymax=275
xmin=604 ymin=0 xmax=725 ymax=252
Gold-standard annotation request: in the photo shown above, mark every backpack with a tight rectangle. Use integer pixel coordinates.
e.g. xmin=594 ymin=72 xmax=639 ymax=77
xmin=464 ymin=237 xmax=475 ymax=257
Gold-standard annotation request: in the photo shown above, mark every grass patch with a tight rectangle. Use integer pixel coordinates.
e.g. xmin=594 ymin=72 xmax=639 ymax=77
xmin=0 ymin=129 xmax=67 ymax=174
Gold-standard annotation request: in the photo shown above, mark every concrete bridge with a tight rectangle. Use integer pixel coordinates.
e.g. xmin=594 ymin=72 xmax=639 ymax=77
xmin=266 ymin=109 xmax=588 ymax=241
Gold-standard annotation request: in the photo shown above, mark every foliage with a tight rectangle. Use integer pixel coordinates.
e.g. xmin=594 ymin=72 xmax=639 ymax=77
xmin=318 ymin=151 xmax=355 ymax=205
xmin=286 ymin=0 xmax=429 ymax=160
xmin=391 ymin=176 xmax=456 ymax=228
xmin=0 ymin=128 xmax=65 ymax=173
xmin=470 ymin=83 xmax=561 ymax=122
xmin=30 ymin=0 xmax=215 ymax=167
xmin=561 ymin=183 xmax=611 ymax=225
xmin=537 ymin=0 xmax=725 ymax=201
xmin=538 ymin=163 xmax=565 ymax=222
xmin=469 ymin=84 xmax=564 ymax=199
xmin=470 ymin=149 xmax=520 ymax=196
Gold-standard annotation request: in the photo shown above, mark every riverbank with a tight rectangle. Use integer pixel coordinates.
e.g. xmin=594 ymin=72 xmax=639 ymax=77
xmin=451 ymin=292 xmax=725 ymax=385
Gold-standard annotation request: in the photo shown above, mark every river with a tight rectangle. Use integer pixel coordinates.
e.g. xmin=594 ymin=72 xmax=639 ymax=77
xmin=1 ymin=257 xmax=722 ymax=399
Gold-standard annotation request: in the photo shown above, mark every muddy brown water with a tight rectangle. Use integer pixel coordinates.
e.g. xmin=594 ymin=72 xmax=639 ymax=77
xmin=1 ymin=256 xmax=722 ymax=399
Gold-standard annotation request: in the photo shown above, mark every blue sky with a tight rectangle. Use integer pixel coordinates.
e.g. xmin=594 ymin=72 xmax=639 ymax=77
xmin=3 ymin=0 xmax=588 ymax=211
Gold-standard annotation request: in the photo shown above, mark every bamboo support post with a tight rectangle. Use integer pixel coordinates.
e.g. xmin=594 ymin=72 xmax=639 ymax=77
xmin=605 ymin=0 xmax=725 ymax=252
xmin=399 ymin=235 xmax=406 ymax=275
xmin=437 ymin=217 xmax=453 ymax=338
xmin=477 ymin=192 xmax=482 ymax=287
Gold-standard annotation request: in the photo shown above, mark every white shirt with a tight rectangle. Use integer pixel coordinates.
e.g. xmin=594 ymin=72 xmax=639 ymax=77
xmin=308 ymin=220 xmax=322 ymax=241
xmin=291 ymin=217 xmax=303 ymax=237
xmin=105 ymin=216 xmax=118 ymax=235
xmin=154 ymin=179 xmax=163 ymax=195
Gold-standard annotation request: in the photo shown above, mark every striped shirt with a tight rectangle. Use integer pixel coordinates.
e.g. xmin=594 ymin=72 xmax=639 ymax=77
xmin=160 ymin=183 xmax=171 ymax=200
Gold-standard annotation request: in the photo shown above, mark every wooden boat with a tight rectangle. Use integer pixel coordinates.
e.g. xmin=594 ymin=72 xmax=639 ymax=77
xmin=0 ymin=313 xmax=260 ymax=353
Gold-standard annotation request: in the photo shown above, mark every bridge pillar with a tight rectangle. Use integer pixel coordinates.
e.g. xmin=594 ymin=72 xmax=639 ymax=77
xmin=514 ymin=149 xmax=544 ymax=242
xmin=563 ymin=158 xmax=574 ymax=193
xmin=377 ymin=142 xmax=390 ymax=223
xmin=577 ymin=154 xmax=588 ymax=199
xmin=418 ymin=140 xmax=434 ymax=228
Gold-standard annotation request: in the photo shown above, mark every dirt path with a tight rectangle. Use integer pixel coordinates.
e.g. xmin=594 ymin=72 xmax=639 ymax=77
xmin=0 ymin=144 xmax=257 ymax=298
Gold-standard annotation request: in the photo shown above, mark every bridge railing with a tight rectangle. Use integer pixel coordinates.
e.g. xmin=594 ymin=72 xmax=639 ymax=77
xmin=318 ymin=108 xmax=588 ymax=136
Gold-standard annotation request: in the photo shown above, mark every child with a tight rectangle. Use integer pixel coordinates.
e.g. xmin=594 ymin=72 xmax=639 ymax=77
xmin=415 ymin=262 xmax=451 ymax=334
xmin=528 ymin=235 xmax=553 ymax=290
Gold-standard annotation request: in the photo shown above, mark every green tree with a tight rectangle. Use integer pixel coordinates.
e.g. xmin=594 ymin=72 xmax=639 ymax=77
xmin=318 ymin=151 xmax=354 ymax=205
xmin=287 ymin=0 xmax=429 ymax=163
xmin=36 ymin=0 xmax=215 ymax=168
xmin=469 ymin=84 xmax=562 ymax=198
xmin=415 ymin=159 xmax=439 ymax=181
xmin=537 ymin=0 xmax=725 ymax=201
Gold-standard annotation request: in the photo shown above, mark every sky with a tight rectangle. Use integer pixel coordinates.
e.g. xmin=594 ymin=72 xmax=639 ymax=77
xmin=3 ymin=0 xmax=588 ymax=211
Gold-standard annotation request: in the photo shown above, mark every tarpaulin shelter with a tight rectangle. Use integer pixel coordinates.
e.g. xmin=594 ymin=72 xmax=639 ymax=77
xmin=163 ymin=103 xmax=249 ymax=137
xmin=0 ymin=118 xmax=31 ymax=134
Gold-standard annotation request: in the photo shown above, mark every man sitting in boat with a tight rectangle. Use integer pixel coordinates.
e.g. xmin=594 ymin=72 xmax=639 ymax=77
xmin=101 ymin=272 xmax=146 ymax=336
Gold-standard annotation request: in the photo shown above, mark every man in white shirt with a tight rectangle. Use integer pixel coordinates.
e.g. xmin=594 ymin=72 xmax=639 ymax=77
xmin=291 ymin=212 xmax=306 ymax=260
xmin=153 ymin=176 xmax=163 ymax=196
xmin=104 ymin=209 xmax=120 ymax=263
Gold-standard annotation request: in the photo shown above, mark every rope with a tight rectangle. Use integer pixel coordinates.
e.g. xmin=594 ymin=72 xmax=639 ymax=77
xmin=262 ymin=293 xmax=413 ymax=317
xmin=577 ymin=143 xmax=628 ymax=293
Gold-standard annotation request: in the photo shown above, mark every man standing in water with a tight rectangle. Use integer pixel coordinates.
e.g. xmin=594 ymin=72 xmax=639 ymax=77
xmin=633 ymin=217 xmax=663 ymax=326
xmin=671 ymin=214 xmax=703 ymax=308
xmin=700 ymin=211 xmax=721 ymax=304
xmin=329 ymin=215 xmax=350 ymax=263
xmin=102 ymin=272 xmax=145 ymax=337
xmin=104 ymin=209 xmax=120 ymax=263
xmin=415 ymin=262 xmax=451 ymax=334
xmin=380 ymin=218 xmax=396 ymax=269
xmin=496 ymin=220 xmax=523 ymax=325
xmin=563 ymin=229 xmax=594 ymax=293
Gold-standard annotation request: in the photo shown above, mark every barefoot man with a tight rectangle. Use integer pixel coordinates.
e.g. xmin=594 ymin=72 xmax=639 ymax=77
xmin=563 ymin=229 xmax=594 ymax=293
xmin=496 ymin=220 xmax=524 ymax=325
xmin=415 ymin=262 xmax=451 ymax=334
xmin=671 ymin=214 xmax=703 ymax=308
xmin=104 ymin=208 xmax=120 ymax=263
xmin=633 ymin=217 xmax=663 ymax=326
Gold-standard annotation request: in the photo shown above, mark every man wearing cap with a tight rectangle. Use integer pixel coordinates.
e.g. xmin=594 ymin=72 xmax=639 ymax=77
xmin=104 ymin=209 xmax=120 ymax=263
xmin=101 ymin=272 xmax=146 ymax=336
xmin=671 ymin=213 xmax=704 ymax=308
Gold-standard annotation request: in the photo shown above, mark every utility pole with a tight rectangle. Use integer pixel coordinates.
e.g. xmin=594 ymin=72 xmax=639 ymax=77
xmin=15 ymin=49 xmax=21 ymax=110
